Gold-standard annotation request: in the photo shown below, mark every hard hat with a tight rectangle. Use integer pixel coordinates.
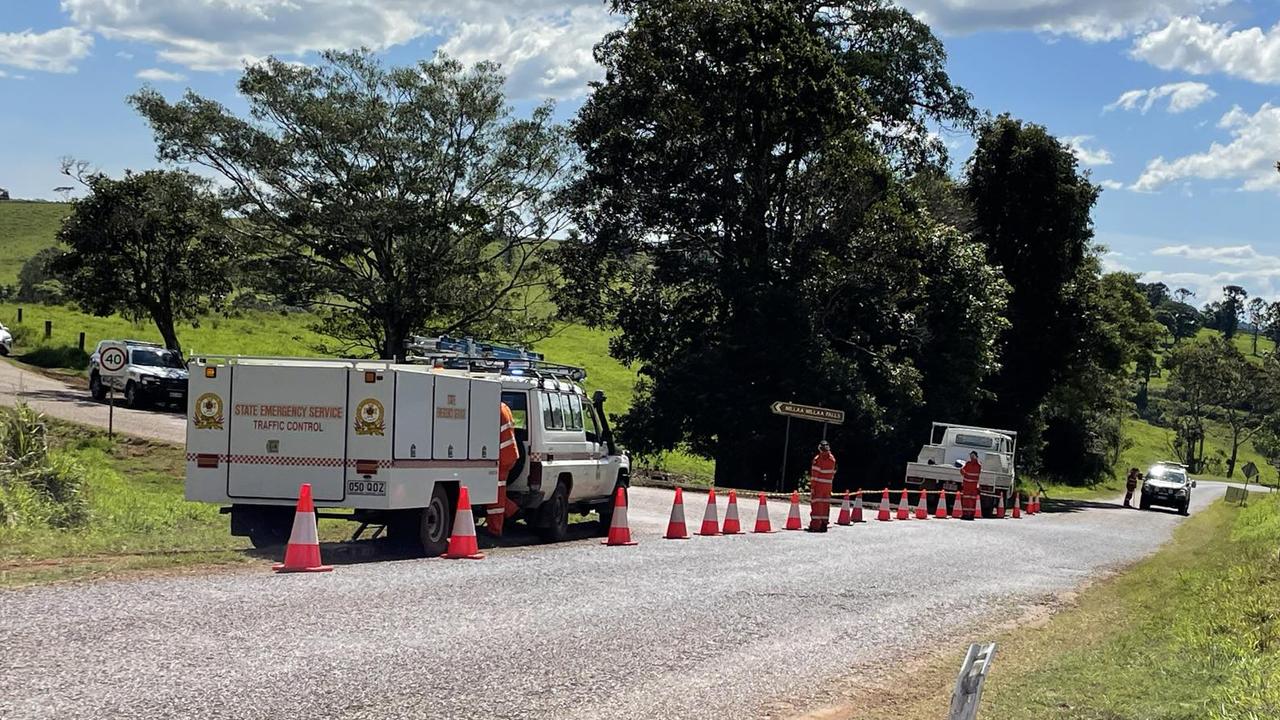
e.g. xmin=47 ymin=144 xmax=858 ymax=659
xmin=818 ymin=440 xmax=830 ymax=450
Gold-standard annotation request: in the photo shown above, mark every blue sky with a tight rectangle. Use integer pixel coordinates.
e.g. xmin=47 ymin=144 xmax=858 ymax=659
xmin=3 ymin=1 xmax=1280 ymax=302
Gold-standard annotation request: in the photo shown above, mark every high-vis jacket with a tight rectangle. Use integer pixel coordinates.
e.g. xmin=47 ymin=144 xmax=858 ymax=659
xmin=809 ymin=450 xmax=836 ymax=530
xmin=960 ymin=458 xmax=982 ymax=519
xmin=488 ymin=403 xmax=520 ymax=536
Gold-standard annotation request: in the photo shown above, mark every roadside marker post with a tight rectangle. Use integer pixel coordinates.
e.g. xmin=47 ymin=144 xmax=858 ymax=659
xmin=948 ymin=642 xmax=997 ymax=720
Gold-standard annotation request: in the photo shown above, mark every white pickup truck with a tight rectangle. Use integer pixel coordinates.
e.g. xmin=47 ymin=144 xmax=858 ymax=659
xmin=903 ymin=422 xmax=1018 ymax=515
xmin=184 ymin=348 xmax=629 ymax=555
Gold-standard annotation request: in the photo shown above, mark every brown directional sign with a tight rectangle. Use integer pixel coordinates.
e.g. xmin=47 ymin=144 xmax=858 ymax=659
xmin=770 ymin=401 xmax=845 ymax=424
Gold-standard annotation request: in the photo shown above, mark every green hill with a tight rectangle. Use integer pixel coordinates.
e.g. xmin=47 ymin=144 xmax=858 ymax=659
xmin=0 ymin=201 xmax=69 ymax=286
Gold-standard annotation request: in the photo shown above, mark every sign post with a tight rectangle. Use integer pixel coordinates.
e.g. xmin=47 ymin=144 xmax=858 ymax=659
xmin=771 ymin=402 xmax=846 ymax=492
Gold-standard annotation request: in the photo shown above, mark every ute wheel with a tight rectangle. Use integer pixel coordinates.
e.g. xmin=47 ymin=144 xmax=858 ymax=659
xmin=1139 ymin=494 xmax=1151 ymax=511
xmin=538 ymin=482 xmax=570 ymax=543
xmin=124 ymin=381 xmax=144 ymax=409
xmin=418 ymin=484 xmax=455 ymax=557
xmin=89 ymin=373 xmax=106 ymax=402
xmin=1179 ymin=501 xmax=1190 ymax=516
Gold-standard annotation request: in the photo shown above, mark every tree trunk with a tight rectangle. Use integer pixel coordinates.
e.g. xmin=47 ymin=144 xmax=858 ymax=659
xmin=152 ymin=308 xmax=181 ymax=353
xmin=1252 ymin=328 xmax=1259 ymax=356
xmin=1227 ymin=424 xmax=1241 ymax=478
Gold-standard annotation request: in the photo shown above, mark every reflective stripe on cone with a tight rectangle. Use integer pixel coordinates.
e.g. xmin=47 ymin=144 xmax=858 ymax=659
xmin=274 ymin=482 xmax=332 ymax=573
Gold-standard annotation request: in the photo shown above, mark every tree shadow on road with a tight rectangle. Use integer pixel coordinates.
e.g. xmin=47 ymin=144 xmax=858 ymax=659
xmin=1038 ymin=497 xmax=1185 ymax=517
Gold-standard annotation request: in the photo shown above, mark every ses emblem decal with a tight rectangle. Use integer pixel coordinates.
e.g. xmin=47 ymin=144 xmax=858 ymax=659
xmin=193 ymin=393 xmax=224 ymax=430
xmin=354 ymin=398 xmax=386 ymax=436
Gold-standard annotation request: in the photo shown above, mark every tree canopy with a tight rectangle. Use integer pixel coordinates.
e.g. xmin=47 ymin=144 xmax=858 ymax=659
xmin=131 ymin=50 xmax=573 ymax=358
xmin=557 ymin=0 xmax=1004 ymax=487
xmin=55 ymin=169 xmax=233 ymax=352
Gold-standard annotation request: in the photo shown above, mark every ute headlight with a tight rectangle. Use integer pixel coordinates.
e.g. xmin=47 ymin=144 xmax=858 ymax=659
xmin=141 ymin=376 xmax=159 ymax=384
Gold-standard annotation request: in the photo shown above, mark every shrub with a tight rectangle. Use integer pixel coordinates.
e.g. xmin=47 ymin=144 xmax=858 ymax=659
xmin=19 ymin=344 xmax=89 ymax=370
xmin=16 ymin=247 xmax=68 ymax=302
xmin=8 ymin=323 xmax=34 ymax=346
xmin=0 ymin=404 xmax=90 ymax=529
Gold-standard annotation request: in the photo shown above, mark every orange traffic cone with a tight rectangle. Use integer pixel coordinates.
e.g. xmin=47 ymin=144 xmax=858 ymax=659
xmin=602 ymin=487 xmax=638 ymax=546
xmin=1030 ymin=493 xmax=1039 ymax=515
xmin=665 ymin=487 xmax=690 ymax=540
xmin=896 ymin=489 xmax=910 ymax=520
xmin=753 ymin=493 xmax=775 ymax=533
xmin=1012 ymin=492 xmax=1022 ymax=519
xmin=934 ymin=489 xmax=949 ymax=519
xmin=996 ymin=493 xmax=1007 ymax=519
xmin=914 ymin=489 xmax=929 ymax=520
xmin=785 ymin=491 xmax=803 ymax=530
xmin=877 ymin=489 xmax=891 ymax=521
xmin=836 ymin=491 xmax=852 ymax=526
xmin=441 ymin=485 xmax=485 ymax=560
xmin=722 ymin=490 xmax=743 ymax=535
xmin=851 ymin=491 xmax=864 ymax=523
xmin=700 ymin=488 xmax=720 ymax=536
xmin=950 ymin=490 xmax=963 ymax=519
xmin=273 ymin=483 xmax=333 ymax=573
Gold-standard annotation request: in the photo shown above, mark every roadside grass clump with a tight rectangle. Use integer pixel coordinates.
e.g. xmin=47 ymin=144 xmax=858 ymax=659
xmin=19 ymin=343 xmax=90 ymax=370
xmin=0 ymin=404 xmax=89 ymax=528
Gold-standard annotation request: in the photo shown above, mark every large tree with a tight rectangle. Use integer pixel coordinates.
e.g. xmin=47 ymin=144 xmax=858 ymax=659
xmin=1203 ymin=284 xmax=1247 ymax=340
xmin=965 ymin=115 xmax=1101 ymax=470
xmin=557 ymin=0 xmax=1001 ymax=488
xmin=131 ymin=50 xmax=572 ymax=359
xmin=1246 ymin=296 xmax=1271 ymax=355
xmin=56 ymin=169 xmax=233 ymax=352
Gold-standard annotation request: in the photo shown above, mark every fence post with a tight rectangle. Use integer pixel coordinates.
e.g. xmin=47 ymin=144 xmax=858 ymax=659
xmin=44 ymin=320 xmax=52 ymax=339
xmin=16 ymin=307 xmax=22 ymax=323
xmin=78 ymin=332 xmax=85 ymax=351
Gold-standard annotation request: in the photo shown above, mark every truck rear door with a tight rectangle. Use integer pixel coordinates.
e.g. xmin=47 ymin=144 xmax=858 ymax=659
xmin=226 ymin=362 xmax=349 ymax=502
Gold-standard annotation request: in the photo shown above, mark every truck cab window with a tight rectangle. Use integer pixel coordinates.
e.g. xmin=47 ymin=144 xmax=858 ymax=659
xmin=583 ymin=402 xmax=601 ymax=443
xmin=568 ymin=394 xmax=584 ymax=431
xmin=540 ymin=390 xmax=561 ymax=430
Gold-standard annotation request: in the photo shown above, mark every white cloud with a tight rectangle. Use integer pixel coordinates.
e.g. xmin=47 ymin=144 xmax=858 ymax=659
xmin=1133 ymin=17 xmax=1280 ymax=84
xmin=1064 ymin=135 xmax=1113 ymax=166
xmin=1104 ymin=81 xmax=1216 ymax=114
xmin=0 ymin=26 xmax=93 ymax=73
xmin=440 ymin=6 xmax=620 ymax=100
xmin=1099 ymin=179 xmax=1126 ymax=190
xmin=1141 ymin=245 xmax=1280 ymax=300
xmin=136 ymin=67 xmax=186 ymax=82
xmin=1133 ymin=103 xmax=1280 ymax=192
xmin=60 ymin=0 xmax=615 ymax=98
xmin=899 ymin=0 xmax=1228 ymax=41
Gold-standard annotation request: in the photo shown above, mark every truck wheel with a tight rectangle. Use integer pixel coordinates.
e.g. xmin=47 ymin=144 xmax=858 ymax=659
xmin=595 ymin=474 xmax=629 ymax=536
xmin=538 ymin=482 xmax=570 ymax=543
xmin=418 ymin=484 xmax=455 ymax=557
xmin=89 ymin=373 xmax=106 ymax=402
xmin=248 ymin=525 xmax=290 ymax=549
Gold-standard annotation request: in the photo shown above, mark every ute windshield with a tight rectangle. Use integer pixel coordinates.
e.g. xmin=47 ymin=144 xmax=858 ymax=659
xmin=131 ymin=348 xmax=184 ymax=369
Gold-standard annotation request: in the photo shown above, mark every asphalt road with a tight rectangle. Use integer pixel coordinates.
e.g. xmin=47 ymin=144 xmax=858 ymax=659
xmin=1 ymin=480 xmax=1227 ymax=720
xmin=0 ymin=358 xmax=185 ymax=443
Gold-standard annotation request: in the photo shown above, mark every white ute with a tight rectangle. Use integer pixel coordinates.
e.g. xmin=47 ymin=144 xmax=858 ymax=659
xmin=903 ymin=422 xmax=1018 ymax=514
xmin=184 ymin=339 xmax=630 ymax=555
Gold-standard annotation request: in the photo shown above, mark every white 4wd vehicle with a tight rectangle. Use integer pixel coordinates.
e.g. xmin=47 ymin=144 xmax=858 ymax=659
xmin=904 ymin=422 xmax=1018 ymax=515
xmin=1141 ymin=461 xmax=1195 ymax=515
xmin=184 ymin=339 xmax=629 ymax=554
xmin=0 ymin=322 xmax=12 ymax=356
xmin=88 ymin=340 xmax=189 ymax=409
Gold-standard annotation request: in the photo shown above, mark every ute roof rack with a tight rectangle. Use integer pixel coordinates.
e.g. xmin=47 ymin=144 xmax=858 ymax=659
xmin=405 ymin=335 xmax=587 ymax=383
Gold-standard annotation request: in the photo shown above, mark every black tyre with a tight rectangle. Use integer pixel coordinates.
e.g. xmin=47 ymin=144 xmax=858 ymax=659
xmin=248 ymin=524 xmax=290 ymax=549
xmin=538 ymin=482 xmax=570 ymax=543
xmin=124 ymin=381 xmax=144 ymax=409
xmin=89 ymin=372 xmax=107 ymax=402
xmin=418 ymin=483 xmax=455 ymax=557
xmin=1139 ymin=494 xmax=1151 ymax=510
xmin=1179 ymin=501 xmax=1190 ymax=516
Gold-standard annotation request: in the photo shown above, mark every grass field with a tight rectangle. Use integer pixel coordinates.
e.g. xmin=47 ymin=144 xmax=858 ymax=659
xmin=0 ymin=200 xmax=69 ymax=286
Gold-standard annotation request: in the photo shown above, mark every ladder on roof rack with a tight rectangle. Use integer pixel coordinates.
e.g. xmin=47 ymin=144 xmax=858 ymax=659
xmin=405 ymin=336 xmax=587 ymax=382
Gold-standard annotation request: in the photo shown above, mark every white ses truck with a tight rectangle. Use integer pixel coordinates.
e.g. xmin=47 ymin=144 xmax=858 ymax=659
xmin=184 ymin=339 xmax=630 ymax=555
xmin=904 ymin=422 xmax=1017 ymax=515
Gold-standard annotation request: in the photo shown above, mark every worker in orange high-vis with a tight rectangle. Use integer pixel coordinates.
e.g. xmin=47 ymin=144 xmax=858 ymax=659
xmin=488 ymin=401 xmax=521 ymax=536
xmin=808 ymin=440 xmax=836 ymax=532
xmin=960 ymin=450 xmax=982 ymax=521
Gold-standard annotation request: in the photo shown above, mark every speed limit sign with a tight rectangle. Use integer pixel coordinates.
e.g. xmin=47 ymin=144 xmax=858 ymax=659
xmin=100 ymin=346 xmax=127 ymax=372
